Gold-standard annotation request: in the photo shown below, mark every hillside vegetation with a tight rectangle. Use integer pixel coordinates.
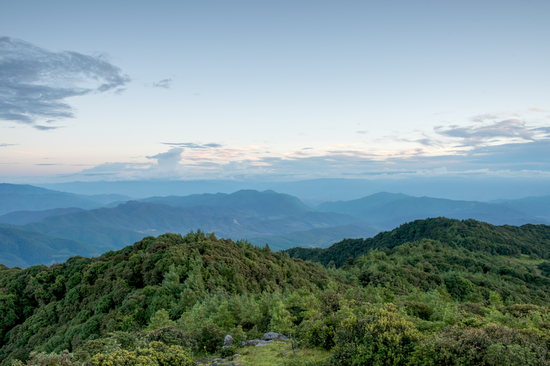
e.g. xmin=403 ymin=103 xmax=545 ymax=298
xmin=3 ymin=219 xmax=550 ymax=365
xmin=287 ymin=217 xmax=550 ymax=267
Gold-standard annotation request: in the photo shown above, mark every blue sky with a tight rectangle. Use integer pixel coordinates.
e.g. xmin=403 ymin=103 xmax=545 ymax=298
xmin=1 ymin=0 xmax=549 ymax=183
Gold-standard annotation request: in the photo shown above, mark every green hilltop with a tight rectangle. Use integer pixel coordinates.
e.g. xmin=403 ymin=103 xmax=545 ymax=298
xmin=2 ymin=218 xmax=550 ymax=365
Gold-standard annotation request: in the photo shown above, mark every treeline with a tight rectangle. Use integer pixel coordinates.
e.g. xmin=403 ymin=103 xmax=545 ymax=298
xmin=2 ymin=219 xmax=550 ymax=365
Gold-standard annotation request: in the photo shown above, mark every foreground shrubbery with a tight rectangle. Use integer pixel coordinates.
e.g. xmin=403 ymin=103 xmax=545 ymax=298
xmin=3 ymin=222 xmax=550 ymax=365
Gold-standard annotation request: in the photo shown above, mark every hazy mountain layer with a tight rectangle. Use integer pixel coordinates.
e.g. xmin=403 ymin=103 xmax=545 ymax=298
xmin=0 ymin=207 xmax=86 ymax=225
xmin=249 ymin=222 xmax=382 ymax=251
xmin=138 ymin=189 xmax=311 ymax=218
xmin=316 ymin=192 xmax=548 ymax=228
xmin=37 ymin=200 xmax=358 ymax=240
xmin=36 ymin=177 xmax=550 ymax=202
xmin=0 ymin=184 xmax=103 ymax=215
xmin=0 ymin=227 xmax=103 ymax=268
xmin=492 ymin=195 xmax=550 ymax=221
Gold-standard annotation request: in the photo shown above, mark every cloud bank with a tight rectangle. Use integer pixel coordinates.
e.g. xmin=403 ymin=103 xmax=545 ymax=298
xmin=0 ymin=37 xmax=130 ymax=129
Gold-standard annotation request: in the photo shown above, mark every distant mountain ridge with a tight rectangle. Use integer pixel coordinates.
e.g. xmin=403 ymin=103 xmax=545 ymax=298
xmin=315 ymin=192 xmax=549 ymax=227
xmin=0 ymin=189 xmax=360 ymax=266
xmin=137 ymin=189 xmax=312 ymax=218
xmin=2 ymin=183 xmax=550 ymax=268
xmin=491 ymin=195 xmax=550 ymax=221
xmin=0 ymin=207 xmax=86 ymax=225
xmin=36 ymin=198 xmax=357 ymax=241
xmin=0 ymin=226 xmax=103 ymax=268
xmin=0 ymin=183 xmax=130 ymax=215
xmin=249 ymin=221 xmax=382 ymax=251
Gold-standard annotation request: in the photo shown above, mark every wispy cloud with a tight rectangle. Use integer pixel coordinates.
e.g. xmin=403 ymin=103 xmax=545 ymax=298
xmin=469 ymin=113 xmax=501 ymax=122
xmin=0 ymin=37 xmax=130 ymax=128
xmin=161 ymin=142 xmax=223 ymax=149
xmin=33 ymin=125 xmax=61 ymax=131
xmin=435 ymin=119 xmax=542 ymax=147
xmin=0 ymin=143 xmax=17 ymax=147
xmin=150 ymin=78 xmax=172 ymax=89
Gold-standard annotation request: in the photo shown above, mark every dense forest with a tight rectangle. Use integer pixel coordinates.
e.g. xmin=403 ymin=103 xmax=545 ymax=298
xmin=2 ymin=218 xmax=550 ymax=365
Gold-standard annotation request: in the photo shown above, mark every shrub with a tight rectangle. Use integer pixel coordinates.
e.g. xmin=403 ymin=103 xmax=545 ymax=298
xmin=331 ymin=303 xmax=422 ymax=366
xmin=88 ymin=341 xmax=193 ymax=366
xmin=12 ymin=350 xmax=81 ymax=366
xmin=300 ymin=315 xmax=338 ymax=350
xmin=410 ymin=324 xmax=548 ymax=366
xmin=197 ymin=324 xmax=225 ymax=354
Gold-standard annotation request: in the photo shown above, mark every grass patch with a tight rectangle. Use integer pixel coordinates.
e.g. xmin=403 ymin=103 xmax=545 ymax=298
xmin=235 ymin=341 xmax=331 ymax=366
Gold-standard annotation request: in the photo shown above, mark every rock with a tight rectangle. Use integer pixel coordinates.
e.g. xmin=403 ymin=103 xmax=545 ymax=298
xmin=255 ymin=340 xmax=274 ymax=347
xmin=241 ymin=340 xmax=261 ymax=346
xmin=224 ymin=334 xmax=234 ymax=347
xmin=261 ymin=332 xmax=288 ymax=341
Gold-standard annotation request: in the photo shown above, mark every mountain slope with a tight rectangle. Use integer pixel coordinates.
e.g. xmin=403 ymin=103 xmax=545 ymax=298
xmin=15 ymin=222 xmax=145 ymax=250
xmin=0 ymin=207 xmax=86 ymax=225
xmin=139 ymin=189 xmax=312 ymax=218
xmin=0 ymin=227 xmax=103 ymax=268
xmin=249 ymin=222 xmax=382 ymax=251
xmin=36 ymin=200 xmax=358 ymax=240
xmin=0 ymin=184 xmax=103 ymax=215
xmin=493 ymin=195 xmax=550 ymax=221
xmin=316 ymin=192 xmax=547 ymax=228
xmin=286 ymin=217 xmax=550 ymax=267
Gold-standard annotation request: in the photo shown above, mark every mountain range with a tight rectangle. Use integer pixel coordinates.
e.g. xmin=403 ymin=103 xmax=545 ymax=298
xmin=0 ymin=183 xmax=130 ymax=215
xmin=1 ymin=183 xmax=550 ymax=267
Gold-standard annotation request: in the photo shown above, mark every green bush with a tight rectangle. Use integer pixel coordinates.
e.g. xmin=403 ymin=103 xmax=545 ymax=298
xmin=410 ymin=324 xmax=548 ymax=366
xmin=197 ymin=324 xmax=225 ymax=354
xmin=12 ymin=350 xmax=81 ymax=366
xmin=331 ymin=303 xmax=422 ymax=366
xmin=88 ymin=341 xmax=193 ymax=366
xmin=219 ymin=345 xmax=239 ymax=358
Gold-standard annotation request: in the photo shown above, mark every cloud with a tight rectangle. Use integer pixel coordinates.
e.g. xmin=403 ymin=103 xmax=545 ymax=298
xmin=0 ymin=143 xmax=17 ymax=147
xmin=0 ymin=37 xmax=130 ymax=127
xmin=435 ymin=119 xmax=544 ymax=147
xmin=161 ymin=142 xmax=223 ymax=149
xmin=530 ymin=107 xmax=548 ymax=112
xmin=356 ymin=130 xmax=368 ymax=134
xmin=146 ymin=147 xmax=184 ymax=172
xmin=33 ymin=125 xmax=60 ymax=131
xmin=470 ymin=114 xmax=501 ymax=122
xmin=151 ymin=78 xmax=172 ymax=89
xmin=414 ymin=138 xmax=438 ymax=147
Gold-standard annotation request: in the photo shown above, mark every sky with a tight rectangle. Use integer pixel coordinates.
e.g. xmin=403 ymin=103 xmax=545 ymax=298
xmin=1 ymin=0 xmax=549 ymax=184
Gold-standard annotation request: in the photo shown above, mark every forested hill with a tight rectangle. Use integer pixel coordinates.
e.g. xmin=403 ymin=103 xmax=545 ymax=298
xmin=286 ymin=217 xmax=550 ymax=267
xmin=5 ymin=223 xmax=550 ymax=364
xmin=0 ymin=231 xmax=327 ymax=363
